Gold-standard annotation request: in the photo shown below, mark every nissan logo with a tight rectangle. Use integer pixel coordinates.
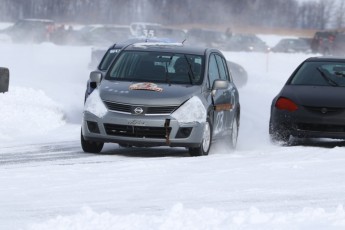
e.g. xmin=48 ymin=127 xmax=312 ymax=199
xmin=134 ymin=107 xmax=144 ymax=114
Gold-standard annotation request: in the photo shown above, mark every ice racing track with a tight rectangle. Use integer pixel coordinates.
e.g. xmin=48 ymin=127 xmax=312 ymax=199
xmin=2 ymin=44 xmax=345 ymax=229
xmin=0 ymin=141 xmax=194 ymax=165
xmin=1 ymin=139 xmax=345 ymax=165
xmin=2 ymin=130 xmax=345 ymax=229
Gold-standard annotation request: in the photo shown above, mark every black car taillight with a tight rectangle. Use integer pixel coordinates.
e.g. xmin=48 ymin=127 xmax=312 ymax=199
xmin=275 ymin=97 xmax=298 ymax=112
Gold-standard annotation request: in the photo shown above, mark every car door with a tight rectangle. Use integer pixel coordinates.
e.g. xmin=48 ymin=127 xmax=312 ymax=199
xmin=218 ymin=55 xmax=237 ymax=133
xmin=208 ymin=53 xmax=233 ymax=138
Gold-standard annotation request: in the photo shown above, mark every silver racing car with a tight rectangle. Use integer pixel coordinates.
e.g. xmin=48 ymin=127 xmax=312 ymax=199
xmin=81 ymin=42 xmax=240 ymax=156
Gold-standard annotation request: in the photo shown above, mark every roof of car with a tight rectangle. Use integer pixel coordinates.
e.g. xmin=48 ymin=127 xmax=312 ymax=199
xmin=122 ymin=42 xmax=210 ymax=55
xmin=110 ymin=37 xmax=176 ymax=48
xmin=305 ymin=56 xmax=345 ymax=62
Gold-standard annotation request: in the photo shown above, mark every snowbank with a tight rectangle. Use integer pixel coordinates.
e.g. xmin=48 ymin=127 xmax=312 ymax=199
xmin=28 ymin=204 xmax=345 ymax=230
xmin=0 ymin=87 xmax=65 ymax=141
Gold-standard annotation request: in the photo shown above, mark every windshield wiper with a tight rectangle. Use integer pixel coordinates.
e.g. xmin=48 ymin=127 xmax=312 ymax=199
xmin=316 ymin=67 xmax=339 ymax=87
xmin=184 ymin=54 xmax=195 ymax=85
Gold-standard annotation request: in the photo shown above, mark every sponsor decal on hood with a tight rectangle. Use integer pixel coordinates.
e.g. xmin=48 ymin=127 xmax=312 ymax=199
xmin=129 ymin=82 xmax=163 ymax=92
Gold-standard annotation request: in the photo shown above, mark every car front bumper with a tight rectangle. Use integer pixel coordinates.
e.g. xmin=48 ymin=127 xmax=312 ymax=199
xmin=82 ymin=110 xmax=205 ymax=147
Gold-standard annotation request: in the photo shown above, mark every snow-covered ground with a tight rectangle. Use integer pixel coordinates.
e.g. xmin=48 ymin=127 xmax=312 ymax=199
xmin=1 ymin=33 xmax=345 ymax=230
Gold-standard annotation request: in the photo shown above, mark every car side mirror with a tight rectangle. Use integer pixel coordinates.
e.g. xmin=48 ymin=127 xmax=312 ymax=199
xmin=211 ymin=79 xmax=229 ymax=96
xmin=90 ymin=71 xmax=102 ymax=83
xmin=0 ymin=67 xmax=10 ymax=93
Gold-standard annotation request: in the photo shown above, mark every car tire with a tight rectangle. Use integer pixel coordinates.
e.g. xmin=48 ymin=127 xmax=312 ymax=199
xmin=228 ymin=115 xmax=239 ymax=149
xmin=81 ymin=130 xmax=104 ymax=153
xmin=189 ymin=119 xmax=212 ymax=156
xmin=270 ymin=132 xmax=290 ymax=144
xmin=269 ymin=122 xmax=290 ymax=144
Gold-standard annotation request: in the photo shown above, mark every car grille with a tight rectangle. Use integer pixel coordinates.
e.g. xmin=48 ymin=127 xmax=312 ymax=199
xmin=304 ymin=106 xmax=345 ymax=115
xmin=103 ymin=101 xmax=178 ymax=115
xmin=103 ymin=101 xmax=131 ymax=113
xmin=297 ymin=123 xmax=345 ymax=133
xmin=104 ymin=124 xmax=170 ymax=138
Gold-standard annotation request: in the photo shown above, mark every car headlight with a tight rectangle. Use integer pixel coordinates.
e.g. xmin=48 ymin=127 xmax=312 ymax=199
xmin=84 ymin=89 xmax=107 ymax=118
xmin=171 ymin=96 xmax=206 ymax=123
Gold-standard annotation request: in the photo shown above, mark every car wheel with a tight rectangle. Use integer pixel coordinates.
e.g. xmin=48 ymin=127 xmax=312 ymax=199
xmin=228 ymin=116 xmax=239 ymax=149
xmin=189 ymin=119 xmax=212 ymax=156
xmin=81 ymin=130 xmax=104 ymax=153
xmin=270 ymin=132 xmax=290 ymax=144
xmin=269 ymin=122 xmax=290 ymax=144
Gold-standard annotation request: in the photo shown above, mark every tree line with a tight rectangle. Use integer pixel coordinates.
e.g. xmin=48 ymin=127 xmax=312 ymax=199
xmin=0 ymin=0 xmax=341 ymax=30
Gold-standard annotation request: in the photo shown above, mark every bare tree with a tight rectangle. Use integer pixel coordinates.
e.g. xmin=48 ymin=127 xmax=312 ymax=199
xmin=334 ymin=0 xmax=345 ymax=28
xmin=0 ymin=0 xmax=338 ymax=30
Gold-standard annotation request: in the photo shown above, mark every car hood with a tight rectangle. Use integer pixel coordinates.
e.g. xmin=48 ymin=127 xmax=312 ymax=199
xmin=280 ymin=85 xmax=345 ymax=107
xmin=99 ymin=80 xmax=203 ymax=105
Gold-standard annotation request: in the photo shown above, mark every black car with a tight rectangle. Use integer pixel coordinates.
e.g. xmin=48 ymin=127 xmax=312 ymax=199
xmin=310 ymin=30 xmax=337 ymax=55
xmin=3 ymin=18 xmax=55 ymax=43
xmin=271 ymin=38 xmax=311 ymax=53
xmin=75 ymin=25 xmax=133 ymax=46
xmin=269 ymin=57 xmax=345 ymax=143
xmin=186 ymin=28 xmax=228 ymax=49
xmin=223 ymin=33 xmax=269 ymax=52
xmin=331 ymin=32 xmax=345 ymax=56
xmin=227 ymin=61 xmax=248 ymax=88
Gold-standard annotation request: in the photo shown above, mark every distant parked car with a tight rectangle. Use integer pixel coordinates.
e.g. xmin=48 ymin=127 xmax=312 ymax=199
xmin=0 ymin=67 xmax=9 ymax=93
xmin=81 ymin=42 xmax=240 ymax=156
xmin=227 ymin=61 xmax=248 ymax=88
xmin=271 ymin=38 xmax=311 ymax=53
xmin=331 ymin=32 xmax=345 ymax=56
xmin=269 ymin=57 xmax=345 ymax=144
xmin=186 ymin=28 xmax=228 ymax=49
xmin=3 ymin=18 xmax=55 ymax=43
xmin=310 ymin=30 xmax=338 ymax=55
xmin=76 ymin=25 xmax=133 ymax=46
xmin=129 ymin=22 xmax=162 ymax=37
xmin=153 ymin=27 xmax=186 ymax=42
xmin=224 ymin=33 xmax=269 ymax=52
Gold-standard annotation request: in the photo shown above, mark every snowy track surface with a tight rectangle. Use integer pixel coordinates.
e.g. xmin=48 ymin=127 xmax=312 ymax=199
xmin=1 ymin=40 xmax=345 ymax=229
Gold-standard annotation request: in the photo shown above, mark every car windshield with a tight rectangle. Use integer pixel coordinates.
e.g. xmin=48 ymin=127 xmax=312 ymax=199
xmin=289 ymin=61 xmax=345 ymax=87
xmin=106 ymin=51 xmax=204 ymax=85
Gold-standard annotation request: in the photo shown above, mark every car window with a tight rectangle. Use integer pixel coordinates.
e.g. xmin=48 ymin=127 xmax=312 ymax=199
xmin=208 ymin=54 xmax=220 ymax=87
xmin=99 ymin=48 xmax=122 ymax=70
xmin=106 ymin=51 xmax=204 ymax=85
xmin=215 ymin=55 xmax=228 ymax=81
xmin=290 ymin=61 xmax=345 ymax=87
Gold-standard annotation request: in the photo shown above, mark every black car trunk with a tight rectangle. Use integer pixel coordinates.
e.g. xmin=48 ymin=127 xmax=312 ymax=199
xmin=281 ymin=85 xmax=345 ymax=108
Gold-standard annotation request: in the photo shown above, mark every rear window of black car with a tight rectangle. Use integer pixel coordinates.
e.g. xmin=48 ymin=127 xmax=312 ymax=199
xmin=290 ymin=61 xmax=345 ymax=87
xmin=106 ymin=50 xmax=204 ymax=85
